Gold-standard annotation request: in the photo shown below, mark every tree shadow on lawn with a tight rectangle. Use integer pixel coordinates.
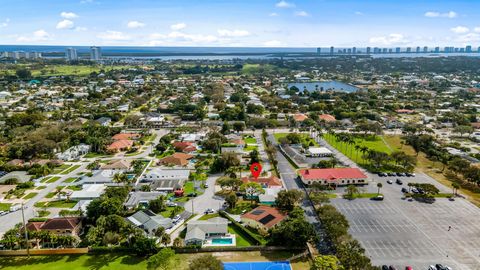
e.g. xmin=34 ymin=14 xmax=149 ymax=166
xmin=83 ymin=254 xmax=123 ymax=270
xmin=0 ymin=255 xmax=64 ymax=269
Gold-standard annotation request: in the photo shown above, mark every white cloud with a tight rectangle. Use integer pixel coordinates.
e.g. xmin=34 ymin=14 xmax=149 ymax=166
xmin=450 ymin=26 xmax=469 ymax=34
xmin=474 ymin=27 xmax=480 ymax=33
xmin=269 ymin=12 xmax=279 ymax=17
xmin=149 ymin=31 xmax=218 ymax=45
xmin=217 ymin=29 xmax=250 ymax=37
xmin=56 ymin=19 xmax=75 ymax=29
xmin=127 ymin=21 xmax=145 ymax=29
xmin=80 ymin=0 xmax=94 ymax=3
xmin=61 ymin=12 xmax=78 ymax=19
xmin=424 ymin=11 xmax=457 ymax=18
xmin=369 ymin=33 xmax=409 ymax=45
xmin=170 ymin=23 xmax=187 ymax=31
xmin=455 ymin=33 xmax=480 ymax=44
xmin=263 ymin=40 xmax=284 ymax=47
xmin=17 ymin=29 xmax=51 ymax=42
xmin=354 ymin=11 xmax=364 ymax=16
xmin=0 ymin=18 xmax=9 ymax=28
xmin=97 ymin=31 xmax=131 ymax=41
xmin=276 ymin=1 xmax=295 ymax=8
xmin=75 ymin=27 xmax=87 ymax=31
xmin=294 ymin=11 xmax=309 ymax=17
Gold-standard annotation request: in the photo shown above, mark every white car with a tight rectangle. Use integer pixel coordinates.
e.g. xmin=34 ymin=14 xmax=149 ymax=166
xmin=428 ymin=266 xmax=436 ymax=270
xmin=172 ymin=215 xmax=181 ymax=223
xmin=204 ymin=208 xmax=215 ymax=214
xmin=166 ymin=201 xmax=178 ymax=207
xmin=387 ymin=180 xmax=393 ymax=184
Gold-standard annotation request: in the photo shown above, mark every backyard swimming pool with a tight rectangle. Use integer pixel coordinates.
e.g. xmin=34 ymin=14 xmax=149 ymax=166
xmin=223 ymin=261 xmax=292 ymax=270
xmin=211 ymin=238 xmax=233 ymax=245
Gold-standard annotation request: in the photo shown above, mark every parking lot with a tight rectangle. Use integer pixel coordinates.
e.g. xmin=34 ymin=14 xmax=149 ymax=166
xmin=331 ymin=173 xmax=480 ymax=270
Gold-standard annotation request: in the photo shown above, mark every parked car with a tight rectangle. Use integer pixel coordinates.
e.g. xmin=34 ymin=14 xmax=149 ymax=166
xmin=405 ymin=172 xmax=413 ymax=177
xmin=428 ymin=265 xmax=436 ymax=270
xmin=378 ymin=172 xmax=387 ymax=177
xmin=186 ymin=192 xmax=197 ymax=197
xmin=372 ymin=195 xmax=384 ymax=201
xmin=412 ymin=188 xmax=418 ymax=193
xmin=387 ymin=180 xmax=393 ymax=184
xmin=405 ymin=267 xmax=413 ymax=270
xmin=387 ymin=172 xmax=396 ymax=176
xmin=166 ymin=201 xmax=178 ymax=207
xmin=388 ymin=266 xmax=397 ymax=270
xmin=401 ymin=187 xmax=408 ymax=193
xmin=396 ymin=172 xmax=405 ymax=177
xmin=382 ymin=266 xmax=389 ymax=270
xmin=396 ymin=179 xmax=403 ymax=185
xmin=204 ymin=208 xmax=215 ymax=214
xmin=172 ymin=215 xmax=181 ymax=223
xmin=204 ymin=183 xmax=209 ymax=188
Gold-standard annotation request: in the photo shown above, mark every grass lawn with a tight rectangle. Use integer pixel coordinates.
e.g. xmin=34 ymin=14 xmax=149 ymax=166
xmin=67 ymin=185 xmax=83 ymax=191
xmin=0 ymin=254 xmax=146 ymax=270
xmin=45 ymin=192 xmax=57 ymax=199
xmin=0 ymin=203 xmax=12 ymax=211
xmin=0 ymin=251 xmax=310 ymax=270
xmin=63 ymin=177 xmax=78 ymax=183
xmin=36 ymin=186 xmax=46 ymax=190
xmin=23 ymin=192 xmax=38 ymax=200
xmin=84 ymin=152 xmax=111 ymax=158
xmin=228 ymin=225 xmax=255 ymax=247
xmin=45 ymin=177 xmax=61 ymax=184
xmin=34 ymin=200 xmax=78 ymax=209
xmin=160 ymin=206 xmax=184 ymax=218
xmin=198 ymin=213 xmax=220 ymax=220
xmin=383 ymin=135 xmax=480 ymax=207
xmin=344 ymin=193 xmax=383 ymax=199
xmin=183 ymin=181 xmax=195 ymax=194
xmin=243 ymin=136 xmax=257 ymax=144
xmin=244 ymin=145 xmax=258 ymax=152
xmin=60 ymin=165 xmax=81 ymax=175
xmin=274 ymin=133 xmax=319 ymax=147
xmin=53 ymin=164 xmax=71 ymax=173
xmin=324 ymin=133 xmax=391 ymax=165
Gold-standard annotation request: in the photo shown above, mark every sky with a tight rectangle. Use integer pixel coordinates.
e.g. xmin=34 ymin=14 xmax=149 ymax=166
xmin=0 ymin=0 xmax=480 ymax=47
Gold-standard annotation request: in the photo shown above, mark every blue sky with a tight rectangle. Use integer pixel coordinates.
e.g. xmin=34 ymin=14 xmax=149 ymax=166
xmin=0 ymin=0 xmax=479 ymax=47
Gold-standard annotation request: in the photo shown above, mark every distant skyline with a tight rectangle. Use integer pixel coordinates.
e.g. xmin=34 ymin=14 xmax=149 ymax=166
xmin=1 ymin=0 xmax=480 ymax=47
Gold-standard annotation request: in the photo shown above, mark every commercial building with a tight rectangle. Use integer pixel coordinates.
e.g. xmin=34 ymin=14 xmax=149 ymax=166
xmin=298 ymin=168 xmax=368 ymax=187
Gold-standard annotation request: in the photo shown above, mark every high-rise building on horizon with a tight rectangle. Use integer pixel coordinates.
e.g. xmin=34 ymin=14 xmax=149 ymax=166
xmin=416 ymin=46 xmax=420 ymax=53
xmin=330 ymin=46 xmax=334 ymax=55
xmin=423 ymin=46 xmax=428 ymax=53
xmin=366 ymin=47 xmax=371 ymax=54
xmin=395 ymin=47 xmax=401 ymax=53
xmin=406 ymin=47 xmax=412 ymax=53
xmin=90 ymin=46 xmax=102 ymax=61
xmin=434 ymin=47 xmax=440 ymax=53
xmin=316 ymin=47 xmax=321 ymax=54
xmin=466 ymin=45 xmax=472 ymax=53
xmin=352 ymin=47 xmax=356 ymax=54
xmin=66 ymin=47 xmax=78 ymax=61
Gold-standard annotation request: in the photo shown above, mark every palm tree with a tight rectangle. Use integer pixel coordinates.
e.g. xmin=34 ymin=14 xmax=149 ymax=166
xmin=346 ymin=185 xmax=359 ymax=199
xmin=161 ymin=233 xmax=171 ymax=246
xmin=377 ymin=182 xmax=383 ymax=195
xmin=354 ymin=145 xmax=361 ymax=162
xmin=451 ymin=182 xmax=460 ymax=196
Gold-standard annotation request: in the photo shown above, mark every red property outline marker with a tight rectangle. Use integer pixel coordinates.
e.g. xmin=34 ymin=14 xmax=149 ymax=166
xmin=250 ymin=163 xmax=262 ymax=179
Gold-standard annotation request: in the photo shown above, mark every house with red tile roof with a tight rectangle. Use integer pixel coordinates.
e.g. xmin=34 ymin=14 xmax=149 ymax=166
xmin=396 ymin=109 xmax=415 ymax=114
xmin=172 ymin=141 xmax=197 ymax=153
xmin=241 ymin=205 xmax=286 ymax=231
xmin=319 ymin=114 xmax=336 ymax=122
xmin=158 ymin=152 xmax=193 ymax=167
xmin=112 ymin=133 xmax=141 ymax=141
xmin=293 ymin=113 xmax=308 ymax=122
xmin=241 ymin=175 xmax=283 ymax=188
xmin=107 ymin=139 xmax=134 ymax=153
xmin=298 ymin=168 xmax=368 ymax=187
xmin=26 ymin=217 xmax=83 ymax=238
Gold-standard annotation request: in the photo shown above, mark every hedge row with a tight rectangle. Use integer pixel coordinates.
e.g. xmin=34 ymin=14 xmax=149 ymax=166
xmin=218 ymin=211 xmax=263 ymax=245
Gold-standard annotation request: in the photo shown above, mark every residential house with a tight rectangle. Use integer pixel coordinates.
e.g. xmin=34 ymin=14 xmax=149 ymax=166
xmin=70 ymin=184 xmax=106 ymax=200
xmin=318 ymin=114 xmax=336 ymax=122
xmin=101 ymin=159 xmax=132 ymax=172
xmin=298 ymin=168 xmax=368 ymax=187
xmin=241 ymin=175 xmax=283 ymax=189
xmin=112 ymin=133 xmax=141 ymax=141
xmin=124 ymin=191 xmax=167 ymax=210
xmin=127 ymin=210 xmax=173 ymax=235
xmin=56 ymin=144 xmax=90 ymax=161
xmin=158 ymin=153 xmax=193 ymax=167
xmin=96 ymin=117 xmax=111 ymax=126
xmin=107 ymin=139 xmax=134 ymax=153
xmin=185 ymin=217 xmax=229 ymax=246
xmin=141 ymin=168 xmax=190 ymax=192
xmin=172 ymin=141 xmax=197 ymax=153
xmin=241 ymin=206 xmax=286 ymax=231
xmin=26 ymin=217 xmax=83 ymax=238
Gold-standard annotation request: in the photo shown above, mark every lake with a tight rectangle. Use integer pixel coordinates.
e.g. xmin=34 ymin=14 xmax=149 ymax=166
xmin=287 ymin=81 xmax=360 ymax=93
